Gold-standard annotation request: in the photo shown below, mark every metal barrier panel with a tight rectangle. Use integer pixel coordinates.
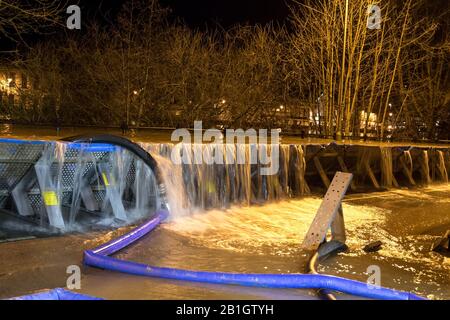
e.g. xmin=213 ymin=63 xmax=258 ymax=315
xmin=0 ymin=138 xmax=160 ymax=231
xmin=0 ymin=140 xmax=46 ymax=209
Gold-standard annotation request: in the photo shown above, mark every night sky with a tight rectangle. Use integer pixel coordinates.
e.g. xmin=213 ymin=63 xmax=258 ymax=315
xmin=81 ymin=0 xmax=291 ymax=28
xmin=161 ymin=0 xmax=291 ymax=27
xmin=0 ymin=0 xmax=291 ymax=52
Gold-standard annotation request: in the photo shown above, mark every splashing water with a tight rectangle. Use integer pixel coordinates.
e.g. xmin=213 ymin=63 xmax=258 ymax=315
xmin=139 ymin=142 xmax=450 ymax=273
xmin=164 ymin=198 xmax=385 ymax=256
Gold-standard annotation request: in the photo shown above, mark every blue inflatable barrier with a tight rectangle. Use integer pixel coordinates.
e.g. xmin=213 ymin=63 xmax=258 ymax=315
xmin=9 ymin=288 xmax=102 ymax=300
xmin=0 ymin=138 xmax=46 ymax=145
xmin=0 ymin=138 xmax=117 ymax=152
xmin=66 ymin=142 xmax=117 ymax=152
xmin=83 ymin=210 xmax=426 ymax=300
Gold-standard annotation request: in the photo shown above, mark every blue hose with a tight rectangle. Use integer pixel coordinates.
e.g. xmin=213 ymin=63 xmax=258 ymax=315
xmin=83 ymin=210 xmax=426 ymax=300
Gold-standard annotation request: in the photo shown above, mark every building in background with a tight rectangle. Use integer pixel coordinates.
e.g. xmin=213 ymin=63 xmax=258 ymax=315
xmin=0 ymin=66 xmax=30 ymax=121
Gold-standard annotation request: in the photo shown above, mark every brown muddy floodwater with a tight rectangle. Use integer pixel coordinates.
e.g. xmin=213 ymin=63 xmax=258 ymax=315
xmin=1 ymin=187 xmax=449 ymax=300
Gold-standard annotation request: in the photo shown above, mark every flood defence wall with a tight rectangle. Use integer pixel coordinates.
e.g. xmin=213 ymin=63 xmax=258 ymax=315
xmin=139 ymin=141 xmax=450 ymax=211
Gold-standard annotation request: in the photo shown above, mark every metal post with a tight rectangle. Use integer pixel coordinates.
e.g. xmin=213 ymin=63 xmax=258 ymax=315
xmin=34 ymin=144 xmax=65 ymax=230
xmin=97 ymin=162 xmax=127 ymax=221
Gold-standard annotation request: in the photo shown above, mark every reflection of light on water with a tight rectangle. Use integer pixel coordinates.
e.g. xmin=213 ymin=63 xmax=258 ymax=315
xmin=346 ymin=184 xmax=450 ymax=203
xmin=165 ymin=198 xmax=385 ymax=256
xmin=0 ymin=123 xmax=12 ymax=134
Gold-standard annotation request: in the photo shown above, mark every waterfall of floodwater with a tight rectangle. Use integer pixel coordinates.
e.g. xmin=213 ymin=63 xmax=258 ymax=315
xmin=436 ymin=151 xmax=448 ymax=183
xmin=139 ymin=143 xmax=309 ymax=216
xmin=380 ymin=147 xmax=394 ymax=188
xmin=292 ymin=145 xmax=310 ymax=196
xmin=421 ymin=150 xmax=431 ymax=184
xmin=356 ymin=147 xmax=376 ymax=185
xmin=403 ymin=149 xmax=413 ymax=173
xmin=6 ymin=138 xmax=449 ymax=233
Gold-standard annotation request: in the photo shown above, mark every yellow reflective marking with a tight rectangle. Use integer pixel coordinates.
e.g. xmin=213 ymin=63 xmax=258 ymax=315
xmin=102 ymin=173 xmax=110 ymax=186
xmin=43 ymin=191 xmax=58 ymax=206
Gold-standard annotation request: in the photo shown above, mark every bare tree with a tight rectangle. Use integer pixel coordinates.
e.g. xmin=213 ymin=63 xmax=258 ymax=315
xmin=288 ymin=0 xmax=440 ymax=139
xmin=0 ymin=0 xmax=67 ymax=42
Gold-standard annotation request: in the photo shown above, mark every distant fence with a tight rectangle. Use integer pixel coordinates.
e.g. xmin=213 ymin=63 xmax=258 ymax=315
xmin=1 ymin=121 xmax=449 ymax=146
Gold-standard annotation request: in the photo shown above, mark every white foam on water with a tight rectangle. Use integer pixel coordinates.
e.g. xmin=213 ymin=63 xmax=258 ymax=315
xmin=164 ymin=198 xmax=384 ymax=255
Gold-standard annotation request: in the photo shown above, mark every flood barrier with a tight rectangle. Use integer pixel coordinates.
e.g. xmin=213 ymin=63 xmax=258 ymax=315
xmin=0 ymin=137 xmax=166 ymax=232
xmin=1 ymin=137 xmax=449 ymax=231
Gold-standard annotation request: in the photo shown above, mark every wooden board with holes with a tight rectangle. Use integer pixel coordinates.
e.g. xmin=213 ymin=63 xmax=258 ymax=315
xmin=302 ymin=171 xmax=353 ymax=251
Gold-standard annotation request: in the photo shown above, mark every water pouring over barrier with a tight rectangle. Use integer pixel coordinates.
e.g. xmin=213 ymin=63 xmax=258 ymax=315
xmin=380 ymin=147 xmax=394 ymax=188
xmin=420 ymin=150 xmax=432 ymax=185
xmin=139 ymin=142 xmax=310 ymax=213
xmin=436 ymin=150 xmax=448 ymax=183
